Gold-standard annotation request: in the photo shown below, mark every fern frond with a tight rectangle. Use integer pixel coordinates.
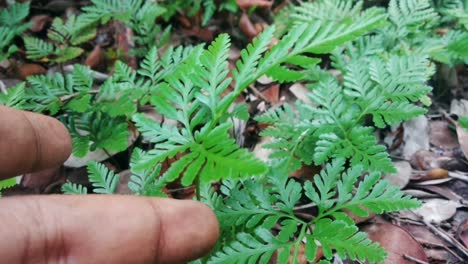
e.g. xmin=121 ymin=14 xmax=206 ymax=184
xmin=195 ymin=34 xmax=232 ymax=119
xmin=232 ymin=26 xmax=275 ymax=92
xmin=24 ymin=37 xmax=55 ymax=60
xmin=304 ymin=162 xmax=420 ymax=218
xmin=388 ymin=0 xmax=439 ymax=29
xmin=0 ymin=83 xmax=25 ymax=108
xmin=216 ymin=181 xmax=280 ymax=229
xmin=0 ymin=2 xmax=30 ymax=27
xmin=0 ymin=178 xmax=16 ymax=191
xmin=447 ymin=33 xmax=468 ymax=58
xmin=202 ymin=0 xmax=216 ymax=26
xmin=128 ymin=149 xmax=166 ymax=196
xmin=87 ymin=161 xmax=119 ymax=194
xmin=310 ymin=219 xmax=387 ymax=262
xmin=291 ymin=0 xmax=364 ymax=23
xmin=208 ymin=228 xmax=295 ymax=264
xmin=61 ymin=182 xmax=88 ymax=194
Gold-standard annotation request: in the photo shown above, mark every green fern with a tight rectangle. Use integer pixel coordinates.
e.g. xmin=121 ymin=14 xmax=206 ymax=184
xmin=61 ymin=182 xmax=88 ymax=194
xmin=388 ymin=0 xmax=439 ymax=30
xmin=24 ymin=15 xmax=95 ymax=63
xmin=87 ymin=161 xmax=119 ymax=194
xmin=127 ymin=149 xmax=166 ymax=196
xmin=0 ymin=178 xmax=16 ymax=192
xmin=0 ymin=2 xmax=30 ymax=61
xmin=207 ymin=160 xmax=419 ymax=263
xmin=0 ymin=83 xmax=25 ymax=108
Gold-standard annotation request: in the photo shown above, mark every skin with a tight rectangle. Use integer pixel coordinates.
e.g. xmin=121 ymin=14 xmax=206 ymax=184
xmin=0 ymin=106 xmax=220 ymax=264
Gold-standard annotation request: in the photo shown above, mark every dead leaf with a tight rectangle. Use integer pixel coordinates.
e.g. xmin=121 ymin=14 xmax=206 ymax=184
xmin=21 ymin=167 xmax=60 ymax=191
xmin=253 ymin=136 xmax=274 ymax=163
xmin=181 ymin=27 xmax=214 ymax=42
xmin=257 ymin=75 xmax=274 ymax=85
xmin=384 ymin=161 xmax=412 ymax=188
xmin=262 ymin=84 xmax=280 ymax=103
xmin=237 ymin=0 xmax=273 ymax=10
xmin=116 ymin=170 xmax=132 ymax=195
xmin=413 ymin=199 xmax=462 ymax=224
xmin=413 ymin=178 xmax=453 ymax=185
xmin=411 ymin=168 xmax=449 ymax=181
xmin=18 ymin=64 xmax=47 ymax=80
xmin=418 ymin=185 xmax=463 ymax=202
xmin=114 ymin=22 xmax=137 ymax=69
xmin=289 ymin=83 xmax=313 ymax=105
xmin=402 ymin=116 xmax=430 ymax=159
xmin=29 ymin=15 xmax=52 ymax=32
xmin=403 ymin=189 xmax=439 ymax=199
xmin=455 ymin=124 xmax=468 ymax=160
xmin=239 ymin=12 xmax=259 ymax=39
xmin=410 ymin=150 xmax=439 ymax=170
xmin=429 ymin=121 xmax=459 ymax=150
xmin=456 ymin=219 xmax=468 ymax=248
xmin=450 ymin=99 xmax=468 ymax=117
xmin=84 ymin=45 xmax=106 ymax=71
xmin=400 ymin=223 xmax=447 ymax=247
xmin=363 ymin=223 xmax=429 ymax=264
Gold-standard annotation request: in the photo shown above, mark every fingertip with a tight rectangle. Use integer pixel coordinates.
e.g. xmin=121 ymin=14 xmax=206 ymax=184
xmin=153 ymin=199 xmax=220 ymax=264
xmin=0 ymin=107 xmax=71 ymax=178
xmin=25 ymin=111 xmax=72 ymax=169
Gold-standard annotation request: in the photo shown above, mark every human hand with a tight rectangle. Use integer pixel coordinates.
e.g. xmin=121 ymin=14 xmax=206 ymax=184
xmin=0 ymin=106 xmax=219 ymax=264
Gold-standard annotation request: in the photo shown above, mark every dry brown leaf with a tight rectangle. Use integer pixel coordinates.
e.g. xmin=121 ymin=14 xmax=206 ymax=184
xmin=363 ymin=223 xmax=429 ymax=264
xmin=400 ymin=223 xmax=447 ymax=247
xmin=21 ymin=167 xmax=60 ymax=190
xmin=455 ymin=124 xmax=468 ymax=160
xmin=402 ymin=116 xmax=430 ymax=159
xmin=429 ymin=121 xmax=459 ymax=150
xmin=116 ymin=169 xmax=132 ymax=195
xmin=384 ymin=161 xmax=412 ymax=188
xmin=413 ymin=199 xmax=461 ymax=224
xmin=18 ymin=63 xmax=47 ymax=80
xmin=418 ymin=185 xmax=463 ymax=202
xmin=239 ymin=12 xmax=259 ymax=39
xmin=262 ymin=84 xmax=280 ymax=103
xmin=411 ymin=168 xmax=449 ymax=181
xmin=29 ymin=15 xmax=52 ymax=32
xmin=456 ymin=219 xmax=468 ymax=248
xmin=114 ymin=22 xmax=137 ymax=69
xmin=181 ymin=27 xmax=214 ymax=42
xmin=84 ymin=45 xmax=106 ymax=71
xmin=289 ymin=83 xmax=313 ymax=105
xmin=237 ymin=0 xmax=273 ymax=10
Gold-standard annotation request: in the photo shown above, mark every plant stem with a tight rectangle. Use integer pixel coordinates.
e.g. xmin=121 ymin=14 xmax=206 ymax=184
xmin=195 ymin=175 xmax=201 ymax=201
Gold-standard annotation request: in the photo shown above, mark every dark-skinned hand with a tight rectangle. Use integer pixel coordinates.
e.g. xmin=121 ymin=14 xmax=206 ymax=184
xmin=0 ymin=106 xmax=219 ymax=264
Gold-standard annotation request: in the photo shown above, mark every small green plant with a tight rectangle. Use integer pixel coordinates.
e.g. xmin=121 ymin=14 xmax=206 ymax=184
xmin=160 ymin=0 xmax=238 ymax=27
xmin=80 ymin=0 xmax=171 ymax=56
xmin=55 ymin=2 xmax=426 ymax=262
xmin=0 ymin=2 xmax=30 ymax=61
xmin=24 ymin=15 xmax=96 ymax=63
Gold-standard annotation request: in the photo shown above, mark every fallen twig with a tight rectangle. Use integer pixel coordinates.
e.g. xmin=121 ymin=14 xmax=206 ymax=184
xmin=403 ymin=254 xmax=429 ymax=264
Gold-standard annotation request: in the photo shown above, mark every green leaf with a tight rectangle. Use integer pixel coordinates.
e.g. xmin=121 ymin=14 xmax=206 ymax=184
xmin=0 ymin=178 xmax=16 ymax=191
xmin=24 ymin=37 xmax=55 ymax=60
xmin=66 ymin=94 xmax=92 ymax=113
xmin=312 ymin=219 xmax=387 ymax=262
xmin=62 ymin=182 xmax=88 ymax=194
xmin=87 ymin=161 xmax=119 ymax=194
xmin=208 ymin=228 xmax=294 ymax=264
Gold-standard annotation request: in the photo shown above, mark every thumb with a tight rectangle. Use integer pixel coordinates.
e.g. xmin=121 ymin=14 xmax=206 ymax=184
xmin=0 ymin=195 xmax=219 ymax=264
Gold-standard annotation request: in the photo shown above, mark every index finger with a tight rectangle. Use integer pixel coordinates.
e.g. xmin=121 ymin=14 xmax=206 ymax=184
xmin=0 ymin=106 xmax=72 ymax=180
